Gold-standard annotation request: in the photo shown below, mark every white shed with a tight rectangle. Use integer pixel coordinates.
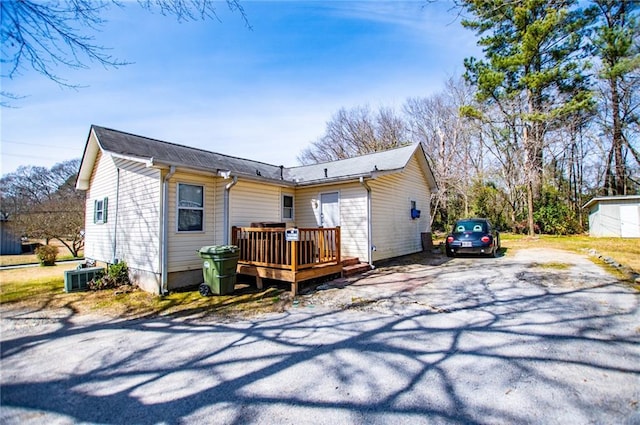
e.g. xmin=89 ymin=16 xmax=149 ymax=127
xmin=583 ymin=196 xmax=640 ymax=238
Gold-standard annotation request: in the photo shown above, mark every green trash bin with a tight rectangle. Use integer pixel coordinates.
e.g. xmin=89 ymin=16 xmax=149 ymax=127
xmin=197 ymin=245 xmax=240 ymax=296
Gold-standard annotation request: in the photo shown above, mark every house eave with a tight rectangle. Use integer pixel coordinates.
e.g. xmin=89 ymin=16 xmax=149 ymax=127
xmin=293 ymin=172 xmax=378 ymax=187
xmin=76 ymin=127 xmax=100 ymax=191
xmin=147 ymin=159 xmax=296 ymax=187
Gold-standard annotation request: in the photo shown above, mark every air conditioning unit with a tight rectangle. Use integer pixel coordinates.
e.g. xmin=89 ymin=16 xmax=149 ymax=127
xmin=64 ymin=267 xmax=105 ymax=293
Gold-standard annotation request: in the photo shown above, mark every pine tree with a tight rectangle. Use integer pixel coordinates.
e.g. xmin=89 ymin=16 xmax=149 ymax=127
xmin=588 ymin=0 xmax=640 ymax=195
xmin=461 ymin=0 xmax=593 ymax=235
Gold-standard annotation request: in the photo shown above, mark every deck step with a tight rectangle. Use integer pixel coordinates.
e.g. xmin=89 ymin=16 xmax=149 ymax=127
xmin=342 ymin=262 xmax=371 ymax=277
xmin=341 ymin=257 xmax=361 ymax=267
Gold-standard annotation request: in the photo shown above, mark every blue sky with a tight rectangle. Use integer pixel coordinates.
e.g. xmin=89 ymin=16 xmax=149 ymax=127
xmin=1 ymin=1 xmax=479 ymax=175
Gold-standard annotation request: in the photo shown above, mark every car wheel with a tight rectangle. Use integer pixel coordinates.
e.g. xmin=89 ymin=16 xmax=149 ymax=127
xmin=199 ymin=283 xmax=212 ymax=297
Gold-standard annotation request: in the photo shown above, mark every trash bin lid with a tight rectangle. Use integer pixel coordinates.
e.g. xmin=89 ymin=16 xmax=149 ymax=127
xmin=198 ymin=245 xmax=239 ymax=254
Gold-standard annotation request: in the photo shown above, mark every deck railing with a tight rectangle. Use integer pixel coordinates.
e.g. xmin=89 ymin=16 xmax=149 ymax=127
xmin=231 ymin=226 xmax=341 ymax=271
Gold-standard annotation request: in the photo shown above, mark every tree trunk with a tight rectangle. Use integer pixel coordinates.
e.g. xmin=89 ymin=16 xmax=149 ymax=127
xmin=610 ymin=75 xmax=626 ymax=195
xmin=527 ymin=181 xmax=535 ymax=237
xmin=523 ymin=115 xmax=536 ymax=237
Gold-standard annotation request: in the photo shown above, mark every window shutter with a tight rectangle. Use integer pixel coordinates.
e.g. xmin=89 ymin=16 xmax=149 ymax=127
xmin=94 ymin=200 xmax=98 ymax=223
xmin=103 ymin=197 xmax=108 ymax=223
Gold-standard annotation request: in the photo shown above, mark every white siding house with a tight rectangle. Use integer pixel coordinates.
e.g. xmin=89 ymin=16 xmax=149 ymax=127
xmin=294 ymin=183 xmax=368 ymax=260
xmin=83 ymin=151 xmax=121 ymax=266
xmin=77 ymin=125 xmax=438 ymax=294
xmin=368 ymin=154 xmax=432 ymax=261
xmin=583 ymin=196 xmax=640 ymax=238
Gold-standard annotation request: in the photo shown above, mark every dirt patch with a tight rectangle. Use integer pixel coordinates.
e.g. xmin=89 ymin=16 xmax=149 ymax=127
xmin=299 ymin=248 xmax=624 ymax=313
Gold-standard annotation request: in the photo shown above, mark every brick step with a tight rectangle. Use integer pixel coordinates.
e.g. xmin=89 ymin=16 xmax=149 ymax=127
xmin=342 ymin=262 xmax=371 ymax=277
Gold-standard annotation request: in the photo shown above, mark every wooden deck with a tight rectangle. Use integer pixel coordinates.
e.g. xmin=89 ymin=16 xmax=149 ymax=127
xmin=232 ymin=226 xmax=342 ymax=294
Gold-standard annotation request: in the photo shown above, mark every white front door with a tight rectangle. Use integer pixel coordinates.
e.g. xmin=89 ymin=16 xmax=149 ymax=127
xmin=320 ymin=192 xmax=340 ymax=227
xmin=620 ymin=205 xmax=640 ymax=237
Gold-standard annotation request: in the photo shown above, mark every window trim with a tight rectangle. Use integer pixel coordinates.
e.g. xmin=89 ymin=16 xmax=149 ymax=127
xmin=177 ymin=183 xmax=205 ymax=233
xmin=282 ymin=194 xmax=294 ymax=221
xmin=94 ymin=197 xmax=108 ymax=224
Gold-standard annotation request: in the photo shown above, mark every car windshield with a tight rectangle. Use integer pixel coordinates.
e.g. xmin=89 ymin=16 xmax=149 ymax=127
xmin=454 ymin=220 xmax=487 ymax=233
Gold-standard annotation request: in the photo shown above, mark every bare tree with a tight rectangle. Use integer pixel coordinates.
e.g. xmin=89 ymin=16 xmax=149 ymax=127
xmin=0 ymin=159 xmax=85 ymax=256
xmin=404 ymin=77 xmax=482 ymax=229
xmin=1 ymin=0 xmax=249 ymax=98
xmin=298 ymin=105 xmax=409 ymax=164
xmin=472 ymin=99 xmax=529 ymax=230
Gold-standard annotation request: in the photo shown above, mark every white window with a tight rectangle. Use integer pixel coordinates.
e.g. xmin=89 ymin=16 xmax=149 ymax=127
xmin=177 ymin=183 xmax=204 ymax=232
xmin=282 ymin=194 xmax=294 ymax=220
xmin=94 ymin=197 xmax=108 ymax=224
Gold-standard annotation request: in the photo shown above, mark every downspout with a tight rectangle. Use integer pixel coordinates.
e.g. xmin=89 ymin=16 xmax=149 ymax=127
xmin=112 ymin=167 xmax=120 ymax=264
xmin=223 ymin=175 xmax=238 ymax=244
xmin=359 ymin=176 xmax=374 ymax=268
xmin=160 ymin=166 xmax=176 ymax=295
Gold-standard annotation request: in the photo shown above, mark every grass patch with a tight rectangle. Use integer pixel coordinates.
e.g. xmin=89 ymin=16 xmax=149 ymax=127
xmin=500 ymin=233 xmax=640 ymax=283
xmin=500 ymin=234 xmax=640 ymax=273
xmin=530 ymin=262 xmax=570 ymax=270
xmin=0 ymin=253 xmax=83 ymax=267
xmin=0 ymin=238 xmax=83 ymax=266
xmin=0 ymin=263 xmax=288 ymax=319
xmin=0 ymin=263 xmax=78 ymax=303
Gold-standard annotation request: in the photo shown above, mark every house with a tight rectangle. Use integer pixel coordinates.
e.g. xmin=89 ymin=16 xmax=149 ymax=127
xmin=76 ymin=125 xmax=437 ymax=294
xmin=0 ymin=218 xmax=22 ymax=255
xmin=583 ymin=195 xmax=640 ymax=238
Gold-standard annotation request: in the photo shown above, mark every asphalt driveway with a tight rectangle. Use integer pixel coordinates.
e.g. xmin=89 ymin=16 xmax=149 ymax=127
xmin=1 ymin=248 xmax=639 ymax=424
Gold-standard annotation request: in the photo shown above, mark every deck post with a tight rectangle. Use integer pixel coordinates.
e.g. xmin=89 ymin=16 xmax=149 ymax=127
xmin=335 ymin=226 xmax=341 ymax=264
xmin=290 ymin=239 xmax=298 ymax=296
xmin=318 ymin=232 xmax=325 ymax=262
xmin=231 ymin=226 xmax=238 ymax=246
xmin=290 ymin=240 xmax=298 ymax=273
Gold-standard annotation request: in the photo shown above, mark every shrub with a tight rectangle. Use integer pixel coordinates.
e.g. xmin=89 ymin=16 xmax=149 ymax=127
xmin=35 ymin=245 xmax=58 ymax=266
xmin=534 ymin=186 xmax=582 ymax=235
xmin=534 ymin=202 xmax=580 ymax=235
xmin=514 ymin=220 xmax=540 ymax=235
xmin=89 ymin=261 xmax=130 ymax=291
xmin=470 ymin=180 xmax=509 ymax=230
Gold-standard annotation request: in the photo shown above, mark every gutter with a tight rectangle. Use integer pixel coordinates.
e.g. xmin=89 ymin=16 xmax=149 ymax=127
xmin=359 ymin=176 xmax=374 ymax=268
xmin=160 ymin=165 xmax=176 ymax=295
xmin=223 ymin=175 xmax=238 ymax=244
xmin=147 ymin=158 xmax=294 ymax=186
xmin=112 ymin=167 xmax=120 ymax=263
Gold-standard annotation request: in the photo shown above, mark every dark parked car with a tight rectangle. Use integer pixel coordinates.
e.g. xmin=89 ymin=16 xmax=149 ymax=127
xmin=445 ymin=218 xmax=500 ymax=258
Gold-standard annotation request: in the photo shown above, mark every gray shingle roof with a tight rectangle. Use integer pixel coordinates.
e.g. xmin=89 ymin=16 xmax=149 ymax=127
xmin=87 ymin=126 xmax=434 ymax=188
xmin=92 ymin=126 xmax=284 ymax=181
xmin=286 ymin=144 xmax=419 ymax=184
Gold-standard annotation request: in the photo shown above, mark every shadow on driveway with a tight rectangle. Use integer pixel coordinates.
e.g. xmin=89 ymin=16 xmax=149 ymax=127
xmin=1 ymin=250 xmax=639 ymax=425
